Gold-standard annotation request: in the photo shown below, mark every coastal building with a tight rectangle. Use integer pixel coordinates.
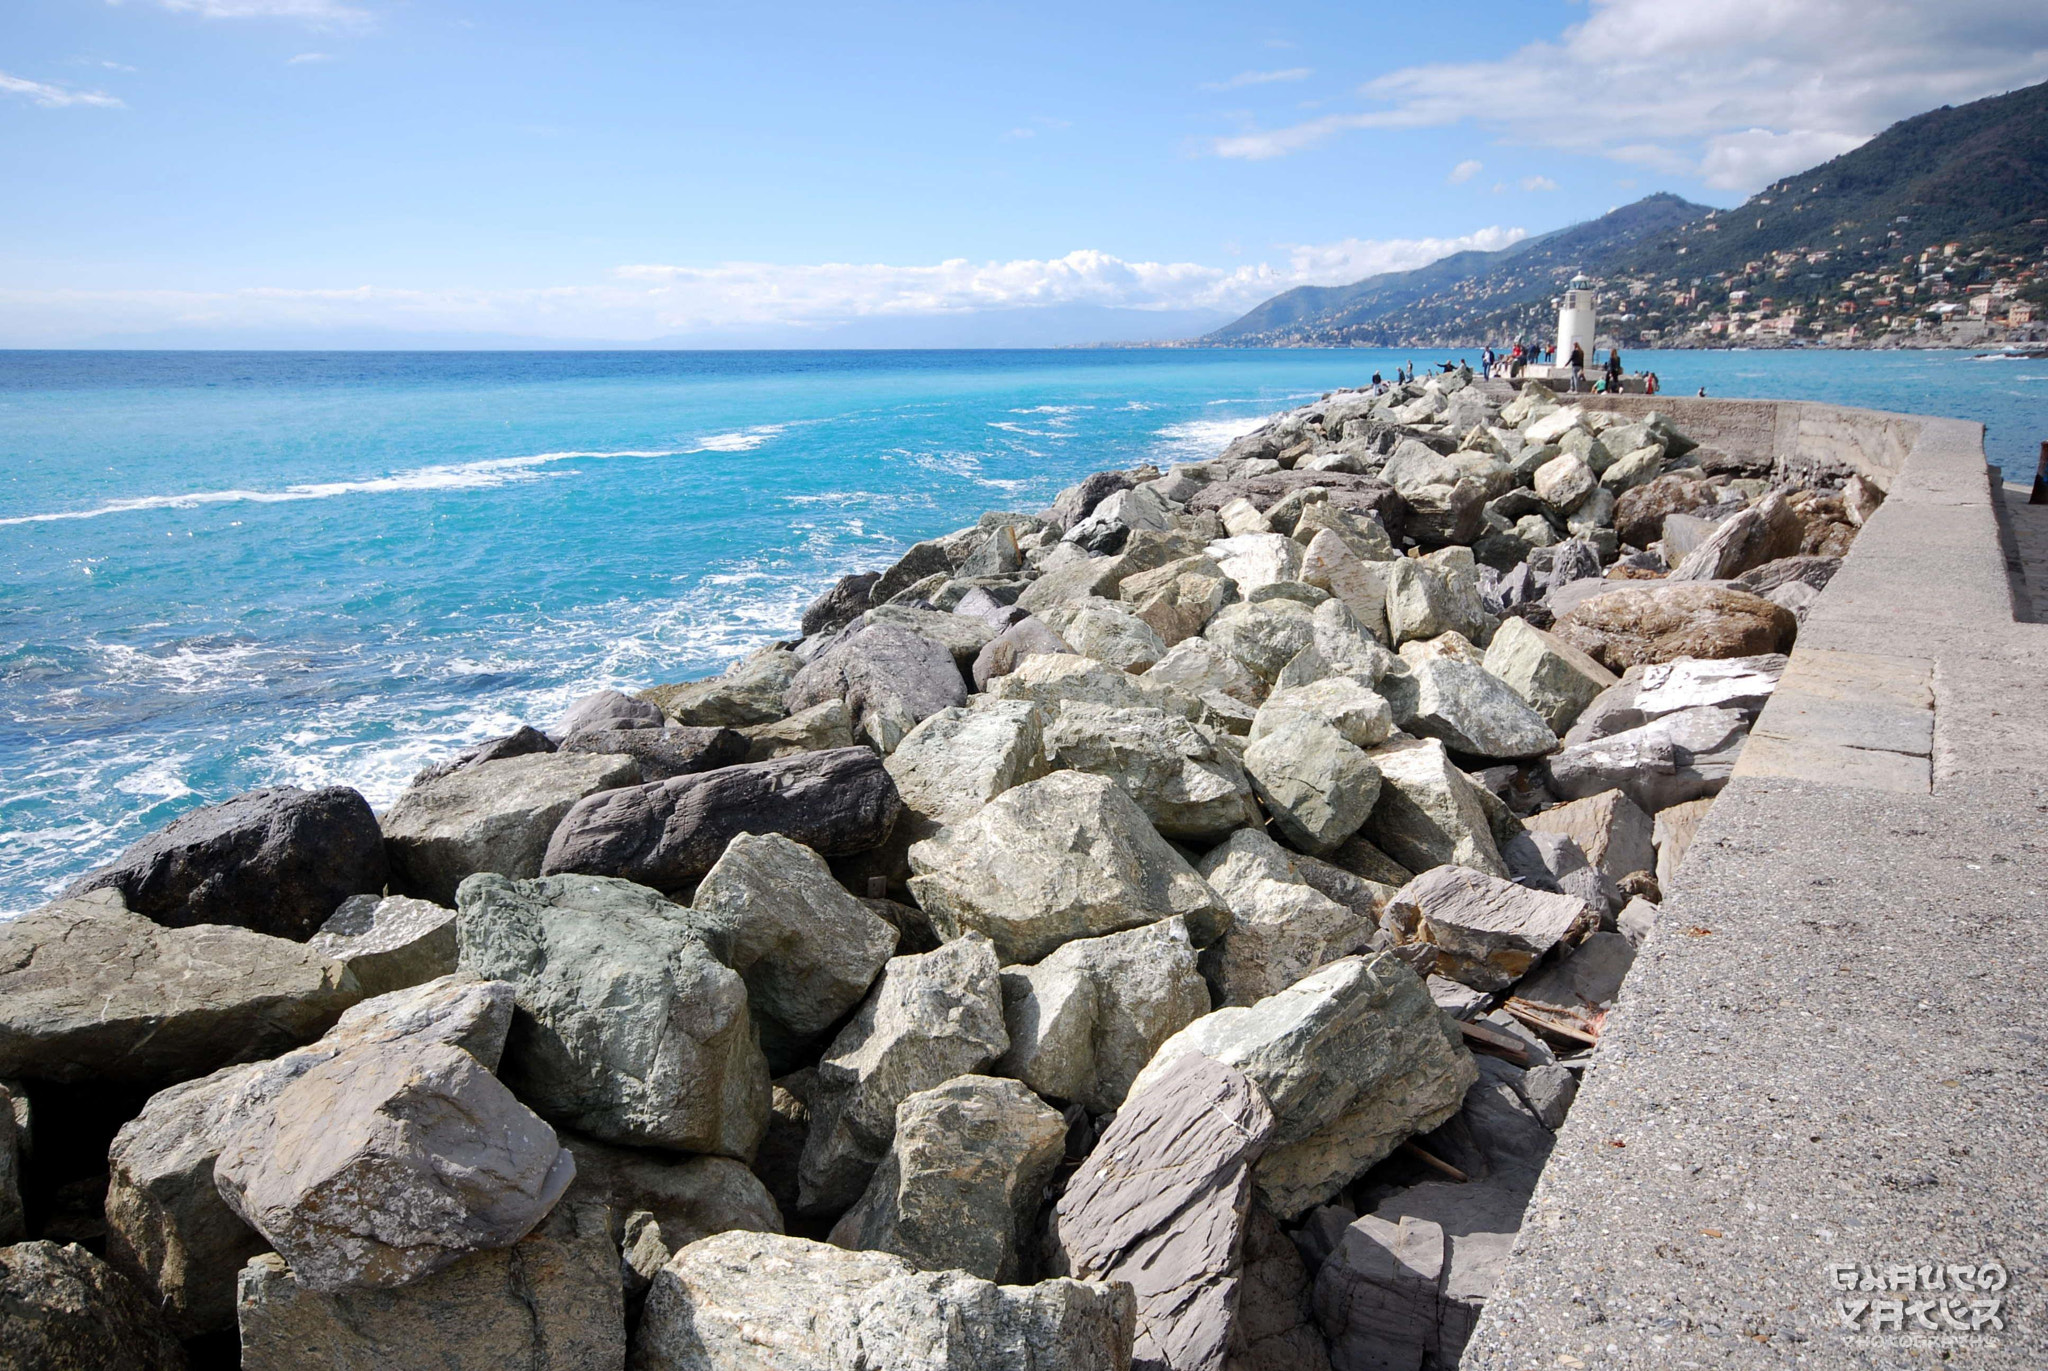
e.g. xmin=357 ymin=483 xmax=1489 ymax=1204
xmin=1555 ymin=275 xmax=1596 ymax=363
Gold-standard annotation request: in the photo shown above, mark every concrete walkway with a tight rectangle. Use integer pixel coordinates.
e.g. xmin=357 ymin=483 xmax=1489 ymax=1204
xmin=1466 ymin=407 xmax=2048 ymax=1368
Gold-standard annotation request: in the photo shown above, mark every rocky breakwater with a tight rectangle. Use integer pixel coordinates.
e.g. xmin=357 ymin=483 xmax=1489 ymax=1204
xmin=0 ymin=370 xmax=1874 ymax=1371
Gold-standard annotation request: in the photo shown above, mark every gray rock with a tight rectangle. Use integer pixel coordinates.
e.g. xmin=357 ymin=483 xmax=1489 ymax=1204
xmin=456 ymin=874 xmax=769 ymax=1156
xmin=1298 ymin=530 xmax=1394 ymax=644
xmin=1145 ymin=637 xmax=1268 ymax=708
xmin=540 ymin=747 xmax=902 ymax=892
xmin=1229 ymin=1201 xmax=1332 ymax=1371
xmin=1546 ymin=705 xmax=1751 ymax=813
xmin=106 ymin=976 xmax=516 ymax=1333
xmin=829 ymin=1075 xmax=1065 ymax=1283
xmin=308 ymin=895 xmax=458 ymax=998
xmin=1381 ymin=865 xmax=1596 ymax=991
xmin=410 ymin=726 xmax=555 ymax=786
xmin=1206 ymin=533 xmax=1306 ymax=593
xmin=1196 ymin=831 xmax=1374 ymax=1008
xmin=235 ymin=1200 xmax=622 ymax=1371
xmin=785 ymin=625 xmax=967 ymax=753
xmin=1243 ymin=718 xmax=1380 ymax=855
xmin=1359 ymin=738 xmax=1507 ymax=878
xmin=644 ymin=648 xmax=797 ymax=728
xmin=872 ymin=528 xmax=986 ymax=603
xmin=1652 ymin=794 xmax=1715 ymax=892
xmin=1383 ymin=559 xmax=1459 ymax=647
xmin=691 ymin=833 xmax=899 ymax=1053
xmin=906 ymin=771 xmax=1228 ymax=967
xmin=1532 ymin=453 xmax=1596 ymax=513
xmin=1521 ymin=789 xmax=1656 ymax=885
xmin=861 ymin=605 xmax=996 ymax=671
xmin=1044 ymin=703 xmax=1261 ymax=841
xmin=885 ymin=701 xmax=1049 ymax=827
xmin=1501 ymin=830 xmax=1619 ymax=922
xmin=1617 ymin=896 xmax=1659 ymax=947
xmin=1669 ymin=491 xmax=1804 ymax=581
xmin=0 ymin=1240 xmax=188 ymax=1371
xmin=803 ymin=572 xmax=882 ymax=637
xmin=1128 ymin=954 xmax=1477 ymax=1219
xmin=563 ymin=1138 xmax=781 ymax=1297
xmin=0 ymin=896 xmax=360 ymax=1088
xmin=1479 ymin=617 xmax=1617 ymax=733
xmin=61 ymin=785 xmax=387 ymax=942
xmin=383 ymin=752 xmax=641 ymax=905
xmin=1564 ymin=654 xmax=1785 ymax=745
xmin=1518 ymin=1062 xmax=1579 ymax=1129
xmin=1250 ymin=677 xmax=1393 ymax=749
xmin=972 ymin=615 xmax=1074 ymax=691
xmin=799 ymin=935 xmax=1009 ymax=1215
xmin=1052 ymin=1054 xmax=1274 ymax=1371
xmin=1119 ymin=555 xmax=1237 ymax=646
xmin=1205 ymin=601 xmax=1317 ymax=683
xmin=1514 ymin=929 xmax=1636 ymax=1021
xmin=632 ymin=1230 xmax=1135 ymax=1371
xmin=555 ymin=688 xmax=664 ymax=737
xmin=738 ymin=698 xmax=855 ymax=760
xmin=989 ymin=652 xmax=1203 ymax=719
xmin=1039 ymin=597 xmax=1170 ymax=672
xmin=1310 ymin=1211 xmax=1448 ymax=1369
xmin=1398 ymin=658 xmax=1557 ymax=760
xmin=214 ymin=1036 xmax=574 ymax=1292
xmin=995 ymin=917 xmax=1212 ymax=1114
xmin=558 ymin=725 xmax=749 ymax=781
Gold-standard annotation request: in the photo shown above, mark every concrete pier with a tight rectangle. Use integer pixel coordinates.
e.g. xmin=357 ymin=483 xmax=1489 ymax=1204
xmin=1467 ymin=399 xmax=2048 ymax=1368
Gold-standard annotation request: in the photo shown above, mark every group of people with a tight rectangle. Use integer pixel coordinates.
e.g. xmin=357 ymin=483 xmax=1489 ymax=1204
xmin=1368 ymin=348 xmax=1665 ymax=397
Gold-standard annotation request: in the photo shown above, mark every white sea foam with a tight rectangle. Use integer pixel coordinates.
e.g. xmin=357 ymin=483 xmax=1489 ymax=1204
xmin=1152 ymin=412 xmax=1277 ymax=459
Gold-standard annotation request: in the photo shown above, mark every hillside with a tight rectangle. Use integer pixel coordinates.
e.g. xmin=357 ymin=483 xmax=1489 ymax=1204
xmin=1203 ymin=79 xmax=2048 ymax=349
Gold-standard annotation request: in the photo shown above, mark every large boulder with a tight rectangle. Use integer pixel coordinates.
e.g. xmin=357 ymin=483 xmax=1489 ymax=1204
xmin=885 ymin=701 xmax=1049 ymax=828
xmin=60 ymin=786 xmax=386 ymax=941
xmin=554 ymin=688 xmax=664 ymax=737
xmin=1040 ymin=597 xmax=1170 ymax=673
xmin=1051 ymin=1054 xmax=1274 ymax=1371
xmin=1205 ymin=534 xmax=1305 ymax=593
xmin=1359 ymin=738 xmax=1507 ymax=878
xmin=1480 ymin=616 xmax=1618 ymax=734
xmin=557 ymin=724 xmax=749 ymax=781
xmin=0 ymin=1241 xmax=188 ymax=1371
xmin=1395 ymin=658 xmax=1558 ymax=760
xmin=988 ymin=652 xmax=1202 ymax=720
xmin=1196 ymin=831 xmax=1374 ymax=1009
xmin=307 ymin=894 xmax=458 ymax=998
xmin=456 ymin=874 xmax=769 ymax=1156
xmin=1668 ymin=491 xmax=1804 ymax=581
xmin=1298 ymin=529 xmax=1394 ymax=644
xmin=1552 ymin=583 xmax=1797 ymax=672
xmin=1230 ymin=1203 xmax=1332 ymax=1371
xmin=995 ymin=917 xmax=1211 ymax=1114
xmin=906 ymin=771 xmax=1228 ymax=967
xmin=1204 ymin=601 xmax=1317 ymax=683
xmin=1613 ymin=471 xmax=1716 ymax=548
xmin=1242 ymin=718 xmax=1381 ymax=855
xmin=1250 ymin=678 xmax=1393 ymax=749
xmin=643 ymin=648 xmax=797 ymax=728
xmin=862 ymin=605 xmax=997 ymax=671
xmin=1546 ymin=705 xmax=1751 ymax=813
xmin=105 ymin=976 xmax=515 ymax=1334
xmin=540 ymin=747 xmax=902 ymax=893
xmin=1521 ymin=789 xmax=1656 ymax=886
xmin=213 ymin=1037 xmax=575 ymax=1292
xmin=802 ymin=571 xmax=882 ymax=637
xmin=632 ymin=1230 xmax=1135 ymax=1371
xmin=1380 ymin=865 xmax=1596 ymax=991
xmin=1119 ymin=555 xmax=1236 ymax=646
xmin=972 ymin=615 xmax=1074 ymax=691
xmin=235 ymin=1201 xmax=622 ymax=1371
xmin=740 ymin=699 xmax=856 ymax=761
xmin=798 ymin=935 xmax=1010 ymax=1215
xmin=1565 ymin=653 xmax=1784 ymax=744
xmin=785 ymin=625 xmax=967 ymax=753
xmin=1144 ymin=638 xmax=1266 ymax=710
xmin=1043 ymin=703 xmax=1261 ymax=841
xmin=383 ymin=752 xmax=641 ymax=905
xmin=690 ymin=833 xmax=899 ymax=1061
xmin=829 ymin=1075 xmax=1065 ymax=1283
xmin=0 ymin=894 xmax=360 ymax=1088
xmin=1127 ymin=955 xmax=1476 ymax=1220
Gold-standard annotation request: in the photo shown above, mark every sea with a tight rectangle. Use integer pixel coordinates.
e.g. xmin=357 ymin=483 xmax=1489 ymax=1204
xmin=3 ymin=346 xmax=2041 ymax=913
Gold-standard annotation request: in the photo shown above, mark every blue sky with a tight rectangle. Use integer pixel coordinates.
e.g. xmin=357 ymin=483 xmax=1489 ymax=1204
xmin=5 ymin=0 xmax=2047 ymax=346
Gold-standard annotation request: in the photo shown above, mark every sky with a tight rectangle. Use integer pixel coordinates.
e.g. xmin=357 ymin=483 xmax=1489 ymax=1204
xmin=5 ymin=0 xmax=2047 ymax=347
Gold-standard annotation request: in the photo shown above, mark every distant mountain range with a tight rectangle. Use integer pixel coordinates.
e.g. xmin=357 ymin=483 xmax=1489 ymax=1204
xmin=1201 ymin=79 xmax=2048 ymax=348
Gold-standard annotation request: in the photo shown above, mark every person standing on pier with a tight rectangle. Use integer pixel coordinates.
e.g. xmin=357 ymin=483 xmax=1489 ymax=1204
xmin=1568 ymin=340 xmax=1586 ymax=392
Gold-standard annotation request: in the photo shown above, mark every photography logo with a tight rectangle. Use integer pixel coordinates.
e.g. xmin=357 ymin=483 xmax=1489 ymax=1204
xmin=1828 ymin=1261 xmax=2008 ymax=1351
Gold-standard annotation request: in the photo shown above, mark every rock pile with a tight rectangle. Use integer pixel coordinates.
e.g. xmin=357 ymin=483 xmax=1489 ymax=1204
xmin=2 ymin=375 xmax=1866 ymax=1370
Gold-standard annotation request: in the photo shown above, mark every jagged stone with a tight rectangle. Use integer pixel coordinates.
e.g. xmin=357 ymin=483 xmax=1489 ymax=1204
xmin=1381 ymin=865 xmax=1595 ymax=991
xmin=1243 ymin=717 xmax=1380 ymax=855
xmin=1552 ymin=582 xmax=1798 ymax=672
xmin=568 ymin=1137 xmax=782 ymax=1284
xmin=1547 ymin=705 xmax=1751 ymax=812
xmin=988 ymin=651 xmax=1202 ymax=719
xmin=308 ymin=895 xmax=457 ymax=998
xmin=0 ymin=1240 xmax=188 ymax=1371
xmin=632 ymin=1230 xmax=1135 ymax=1371
xmin=411 ymin=726 xmax=555 ymax=786
xmin=785 ymin=625 xmax=966 ymax=752
xmin=802 ymin=572 xmax=882 ymax=637
xmin=1565 ymin=653 xmax=1784 ymax=744
xmin=739 ymin=698 xmax=855 ymax=760
xmin=1043 ymin=703 xmax=1261 ymax=841
xmin=799 ymin=935 xmax=1009 ymax=1215
xmin=1514 ymin=932 xmax=1636 ymax=1023
xmin=906 ymin=771 xmax=1228 ymax=966
xmin=1653 ymin=795 xmax=1715 ymax=892
xmin=642 ymin=648 xmax=796 ymax=727
xmin=1501 ymin=830 xmax=1618 ymax=923
xmin=456 ymin=874 xmax=769 ymax=1156
xmin=862 ymin=605 xmax=996 ymax=671
xmin=1250 ymin=677 xmax=1393 ymax=749
xmin=1128 ymin=954 xmax=1476 ymax=1220
xmin=1119 ymin=556 xmax=1236 ymax=646
xmin=1359 ymin=738 xmax=1506 ymax=878
xmin=540 ymin=746 xmax=902 ymax=892
xmin=1398 ymin=658 xmax=1558 ymax=760
xmin=1532 ymin=454 xmax=1597 ymax=513
xmin=383 ymin=752 xmax=641 ymax=905
xmin=886 ymin=701 xmax=1049 ymax=825
xmin=61 ymin=786 xmax=386 ymax=942
xmin=1039 ymin=596 xmax=1170 ymax=672
xmin=995 ymin=917 xmax=1211 ymax=1114
xmin=555 ymin=689 xmax=663 ymax=737
xmin=1298 ymin=529 xmax=1394 ymax=645
xmin=1480 ymin=616 xmax=1618 ymax=734
xmin=1204 ymin=600 xmax=1319 ymax=683
xmin=1196 ymin=830 xmax=1374 ymax=1007
xmin=1228 ymin=1203 xmax=1332 ymax=1371
xmin=1145 ymin=637 xmax=1267 ymax=707
xmin=1668 ymin=491 xmax=1805 ymax=581
xmin=829 ymin=1075 xmax=1065 ymax=1282
xmin=1052 ymin=1054 xmax=1274 ymax=1371
xmin=1206 ymin=533 xmax=1305 ymax=592
xmin=971 ymin=615 xmax=1073 ymax=690
xmin=1521 ymin=789 xmax=1656 ymax=885
xmin=558 ymin=724 xmax=748 ymax=781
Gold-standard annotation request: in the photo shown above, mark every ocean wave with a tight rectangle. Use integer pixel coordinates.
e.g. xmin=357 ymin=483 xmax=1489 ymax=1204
xmin=1152 ymin=412 xmax=1276 ymax=457
xmin=0 ymin=430 xmax=783 ymax=527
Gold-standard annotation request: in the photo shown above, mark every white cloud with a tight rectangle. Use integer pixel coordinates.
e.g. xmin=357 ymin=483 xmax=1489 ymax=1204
xmin=0 ymin=71 xmax=124 ymax=109
xmin=0 ymin=229 xmax=1528 ymax=343
xmin=1448 ymin=159 xmax=1483 ymax=184
xmin=1520 ymin=175 xmax=1559 ymax=192
xmin=287 ymin=51 xmax=333 ymax=64
xmin=151 ymin=0 xmax=367 ymax=24
xmin=1202 ymin=67 xmax=1313 ymax=92
xmin=1207 ymin=0 xmax=2048 ymax=190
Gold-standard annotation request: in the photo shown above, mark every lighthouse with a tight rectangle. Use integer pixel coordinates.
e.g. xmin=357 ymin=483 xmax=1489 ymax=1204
xmin=1556 ymin=274 xmax=1596 ymax=365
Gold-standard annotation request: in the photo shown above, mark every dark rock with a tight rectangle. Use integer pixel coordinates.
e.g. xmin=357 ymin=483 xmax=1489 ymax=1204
xmin=554 ymin=689 xmax=665 ymax=738
xmin=1545 ymin=536 xmax=1603 ymax=590
xmin=1668 ymin=492 xmax=1805 ymax=582
xmin=0 ymin=1240 xmax=188 ymax=1371
xmin=558 ymin=725 xmax=749 ymax=781
xmin=970 ymin=615 xmax=1072 ymax=691
xmin=1052 ymin=1054 xmax=1275 ymax=1371
xmin=1733 ymin=554 xmax=1842 ymax=597
xmin=801 ymin=571 xmax=881 ymax=637
xmin=1613 ymin=472 xmax=1715 ymax=549
xmin=411 ymin=726 xmax=555 ymax=786
xmin=1188 ymin=473 xmax=1405 ymax=542
xmin=1048 ymin=467 xmax=1160 ymax=531
xmin=540 ymin=747 xmax=902 ymax=893
xmin=785 ymin=625 xmax=966 ymax=752
xmin=61 ymin=787 xmax=386 ymax=942
xmin=1227 ymin=1203 xmax=1332 ymax=1371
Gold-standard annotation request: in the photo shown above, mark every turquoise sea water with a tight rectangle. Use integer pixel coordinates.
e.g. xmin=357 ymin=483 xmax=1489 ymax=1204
xmin=2 ymin=347 xmax=2040 ymax=911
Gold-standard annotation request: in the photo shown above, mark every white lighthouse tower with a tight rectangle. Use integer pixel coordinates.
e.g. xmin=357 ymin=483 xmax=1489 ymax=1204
xmin=1556 ymin=274 xmax=1596 ymax=366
